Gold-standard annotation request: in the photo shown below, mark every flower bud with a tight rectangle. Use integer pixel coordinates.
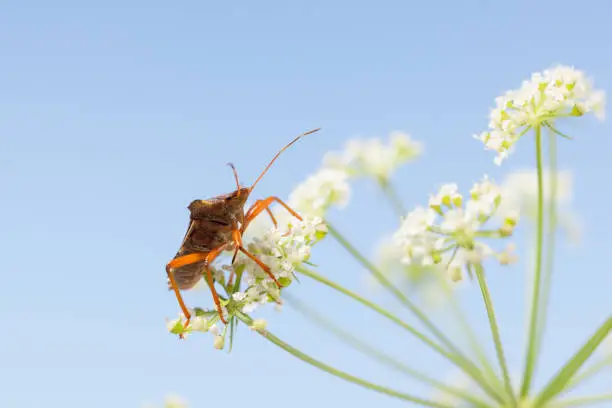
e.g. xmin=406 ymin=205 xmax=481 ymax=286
xmin=213 ymin=335 xmax=225 ymax=350
xmin=250 ymin=319 xmax=268 ymax=331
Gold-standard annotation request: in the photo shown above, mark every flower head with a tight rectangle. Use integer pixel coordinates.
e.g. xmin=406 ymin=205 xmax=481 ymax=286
xmin=324 ymin=131 xmax=422 ymax=183
xmin=374 ymin=235 xmax=453 ymax=309
xmin=393 ymin=177 xmax=519 ymax=281
xmin=233 ymin=215 xmax=327 ymax=313
xmin=167 ymin=214 xmax=327 ymax=346
xmin=288 ymin=168 xmax=350 ymax=217
xmin=475 ymin=65 xmax=605 ymax=165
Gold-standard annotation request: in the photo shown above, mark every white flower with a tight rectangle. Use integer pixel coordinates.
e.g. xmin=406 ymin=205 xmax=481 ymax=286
xmin=373 ymin=235 xmax=453 ymax=309
xmin=393 ymin=177 xmax=519 ymax=282
xmin=288 ymin=168 xmax=350 ymax=217
xmin=189 ymin=316 xmax=208 ymax=332
xmin=393 ymin=207 xmax=440 ymax=267
xmin=429 ymin=183 xmax=462 ymax=210
xmin=324 ymin=131 xmax=422 ymax=182
xmin=476 ymin=65 xmax=605 ymax=165
xmin=232 ymin=216 xmax=327 ymax=314
xmin=440 ymin=207 xmax=480 ymax=236
xmin=213 ymin=335 xmax=225 ymax=350
xmin=500 ymin=169 xmax=581 ymax=242
xmin=166 ymin=211 xmax=326 ymax=344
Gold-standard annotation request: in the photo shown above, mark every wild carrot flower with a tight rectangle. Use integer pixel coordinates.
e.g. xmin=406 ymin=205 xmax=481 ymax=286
xmin=392 ymin=177 xmax=519 ymax=281
xmin=167 ymin=215 xmax=327 ymax=345
xmin=373 ymin=236 xmax=451 ymax=308
xmin=288 ymin=168 xmax=350 ymax=217
xmin=475 ymin=65 xmax=605 ymax=165
xmin=324 ymin=131 xmax=422 ymax=183
xmin=233 ymin=215 xmax=327 ymax=312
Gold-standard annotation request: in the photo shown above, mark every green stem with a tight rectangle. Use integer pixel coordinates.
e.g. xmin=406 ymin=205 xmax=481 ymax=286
xmin=296 ymin=265 xmax=504 ymax=404
xmin=445 ymin=281 xmax=506 ymax=397
xmin=235 ymin=311 xmax=453 ymax=407
xmin=521 ymin=125 xmax=545 ymax=397
xmin=550 ymin=394 xmax=612 ymax=407
xmin=379 ymin=179 xmax=407 ymax=217
xmin=536 ymin=128 xmax=558 ymax=360
xmin=326 ymin=223 xmax=473 ymax=365
xmin=533 ymin=315 xmax=612 ymax=407
xmin=284 ymin=293 xmax=491 ymax=408
xmin=564 ymin=356 xmax=612 ymax=393
xmin=474 ymin=264 xmax=516 ymax=406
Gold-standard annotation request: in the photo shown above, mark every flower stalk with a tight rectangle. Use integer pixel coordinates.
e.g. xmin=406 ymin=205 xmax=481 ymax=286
xmin=534 ymin=315 xmax=612 ymax=406
xmin=235 ymin=311 xmax=454 ymax=407
xmin=536 ymin=129 xmax=559 ymax=359
xmin=326 ymin=223 xmax=471 ymax=360
xmin=521 ymin=125 xmax=546 ymax=397
xmin=284 ymin=293 xmax=491 ymax=408
xmin=473 ymin=263 xmax=516 ymax=406
xmin=296 ymin=265 xmax=505 ymax=403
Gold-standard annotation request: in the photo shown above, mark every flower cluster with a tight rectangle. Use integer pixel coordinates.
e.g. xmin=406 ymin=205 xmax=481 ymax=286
xmin=288 ymin=168 xmax=351 ymax=217
xmin=167 ymin=215 xmax=327 ymax=346
xmin=324 ymin=131 xmax=422 ymax=183
xmin=475 ymin=65 xmax=605 ymax=165
xmin=392 ymin=177 xmax=519 ymax=282
xmin=233 ymin=215 xmax=328 ymax=312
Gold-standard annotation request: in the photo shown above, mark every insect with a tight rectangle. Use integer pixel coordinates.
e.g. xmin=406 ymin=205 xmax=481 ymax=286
xmin=165 ymin=128 xmax=321 ymax=332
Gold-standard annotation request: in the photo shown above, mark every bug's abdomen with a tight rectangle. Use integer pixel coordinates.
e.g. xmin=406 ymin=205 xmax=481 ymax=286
xmin=187 ymin=220 xmax=232 ymax=252
xmin=169 ymin=261 xmax=205 ymax=290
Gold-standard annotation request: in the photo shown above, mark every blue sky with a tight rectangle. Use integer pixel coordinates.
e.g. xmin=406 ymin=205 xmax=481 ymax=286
xmin=1 ymin=1 xmax=611 ymax=407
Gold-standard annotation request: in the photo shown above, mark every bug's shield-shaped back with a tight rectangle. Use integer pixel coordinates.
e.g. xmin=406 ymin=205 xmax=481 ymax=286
xmin=169 ymin=188 xmax=250 ymax=290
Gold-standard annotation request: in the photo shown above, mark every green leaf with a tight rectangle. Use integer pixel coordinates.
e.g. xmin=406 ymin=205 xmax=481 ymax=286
xmin=227 ymin=317 xmax=236 ymax=353
xmin=533 ymin=315 xmax=612 ymax=406
xmin=169 ymin=320 xmax=185 ymax=335
xmin=315 ymin=229 xmax=328 ymax=241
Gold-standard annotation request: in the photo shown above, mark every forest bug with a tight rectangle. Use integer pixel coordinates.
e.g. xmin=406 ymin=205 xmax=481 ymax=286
xmin=166 ymin=128 xmax=320 ymax=333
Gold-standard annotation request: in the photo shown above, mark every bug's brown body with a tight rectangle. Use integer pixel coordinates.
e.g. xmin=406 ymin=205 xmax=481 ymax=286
xmin=169 ymin=189 xmax=248 ymax=290
xmin=166 ymin=129 xmax=320 ymax=334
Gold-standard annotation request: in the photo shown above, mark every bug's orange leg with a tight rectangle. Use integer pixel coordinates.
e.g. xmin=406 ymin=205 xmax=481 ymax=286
xmin=264 ymin=207 xmax=277 ymax=227
xmin=166 ymin=252 xmax=210 ymax=336
xmin=203 ymin=247 xmax=229 ymax=324
xmin=238 ymin=246 xmax=281 ymax=288
xmin=245 ymin=199 xmax=279 ymax=229
xmin=243 ymin=196 xmax=301 ymax=233
xmin=232 ymin=229 xmax=281 ymax=288
xmin=227 ymin=269 xmax=236 ymax=288
xmin=166 ymin=249 xmax=229 ymax=332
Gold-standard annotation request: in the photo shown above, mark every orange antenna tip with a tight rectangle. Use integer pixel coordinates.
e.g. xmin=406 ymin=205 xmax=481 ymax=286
xmin=249 ymin=127 xmax=320 ymax=192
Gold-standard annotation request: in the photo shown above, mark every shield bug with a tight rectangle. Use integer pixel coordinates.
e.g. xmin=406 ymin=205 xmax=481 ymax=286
xmin=166 ymin=128 xmax=320 ymax=332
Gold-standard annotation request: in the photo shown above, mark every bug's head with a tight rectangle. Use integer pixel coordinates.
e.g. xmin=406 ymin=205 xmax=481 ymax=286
xmin=187 ymin=187 xmax=250 ymax=218
xmin=223 ymin=187 xmax=251 ymax=213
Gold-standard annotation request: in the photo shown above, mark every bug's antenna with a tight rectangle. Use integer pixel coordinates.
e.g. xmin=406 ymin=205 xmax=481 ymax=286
xmin=249 ymin=128 xmax=321 ymax=193
xmin=227 ymin=163 xmax=240 ymax=190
